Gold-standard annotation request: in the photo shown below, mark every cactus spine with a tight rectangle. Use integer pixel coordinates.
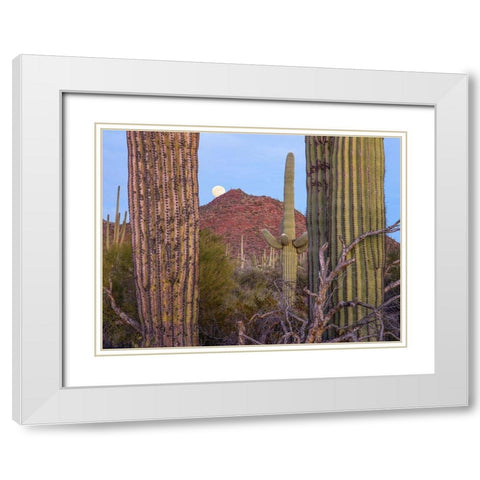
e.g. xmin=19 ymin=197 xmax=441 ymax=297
xmin=306 ymin=136 xmax=386 ymax=340
xmin=126 ymin=131 xmax=200 ymax=348
xmin=262 ymin=153 xmax=308 ymax=305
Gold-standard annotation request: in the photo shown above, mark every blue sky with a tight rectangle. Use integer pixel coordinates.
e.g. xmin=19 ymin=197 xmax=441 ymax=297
xmin=102 ymin=131 xmax=401 ymax=241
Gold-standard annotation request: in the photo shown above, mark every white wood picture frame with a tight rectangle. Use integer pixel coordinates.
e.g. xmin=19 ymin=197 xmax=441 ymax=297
xmin=12 ymin=55 xmax=468 ymax=425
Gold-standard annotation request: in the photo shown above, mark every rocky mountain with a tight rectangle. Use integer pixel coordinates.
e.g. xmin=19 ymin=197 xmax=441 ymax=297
xmin=199 ymin=188 xmax=307 ymax=260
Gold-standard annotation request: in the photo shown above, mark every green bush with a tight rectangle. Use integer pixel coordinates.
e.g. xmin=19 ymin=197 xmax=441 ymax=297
xmin=198 ymin=229 xmax=303 ymax=346
xmin=102 ymin=242 xmax=142 ymax=348
xmin=198 ymin=230 xmax=237 ymax=345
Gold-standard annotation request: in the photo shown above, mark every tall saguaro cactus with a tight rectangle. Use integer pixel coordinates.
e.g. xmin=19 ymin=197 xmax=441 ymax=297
xmin=127 ymin=131 xmax=200 ymax=347
xmin=262 ymin=152 xmax=308 ymax=305
xmin=306 ymin=136 xmax=386 ymax=340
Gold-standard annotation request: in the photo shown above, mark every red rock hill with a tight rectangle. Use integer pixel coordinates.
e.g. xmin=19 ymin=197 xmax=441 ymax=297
xmin=199 ymin=189 xmax=307 ymax=259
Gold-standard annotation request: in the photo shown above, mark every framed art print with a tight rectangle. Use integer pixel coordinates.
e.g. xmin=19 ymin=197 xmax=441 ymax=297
xmin=13 ymin=55 xmax=468 ymax=424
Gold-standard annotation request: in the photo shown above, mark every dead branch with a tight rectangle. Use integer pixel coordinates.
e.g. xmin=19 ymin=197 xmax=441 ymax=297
xmin=103 ymin=286 xmax=143 ymax=334
xmin=279 ymin=331 xmax=301 ymax=344
xmin=305 ymin=221 xmax=401 ymax=343
xmin=385 ymin=259 xmax=400 ymax=275
xmin=237 ymin=320 xmax=246 ymax=345
xmin=385 ymin=279 xmax=401 ymax=293
xmin=341 ymin=220 xmax=400 ymax=260
xmin=325 ymin=294 xmax=400 ymax=343
xmin=238 ymin=332 xmax=263 ymax=345
xmin=248 ymin=310 xmax=282 ymax=323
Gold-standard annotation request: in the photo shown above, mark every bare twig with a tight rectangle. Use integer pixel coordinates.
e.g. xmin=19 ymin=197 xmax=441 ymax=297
xmin=325 ymin=294 xmax=400 ymax=343
xmin=238 ymin=332 xmax=263 ymax=345
xmin=385 ymin=279 xmax=401 ymax=293
xmin=385 ymin=259 xmax=400 ymax=275
xmin=305 ymin=221 xmax=401 ymax=343
xmin=103 ymin=286 xmax=143 ymax=334
xmin=341 ymin=220 xmax=400 ymax=260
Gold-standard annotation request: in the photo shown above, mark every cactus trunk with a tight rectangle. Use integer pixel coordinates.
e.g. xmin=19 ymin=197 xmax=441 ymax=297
xmin=281 ymin=242 xmax=298 ymax=305
xmin=305 ymin=137 xmax=333 ymax=317
xmin=280 ymin=153 xmax=297 ymax=304
xmin=126 ymin=131 xmax=200 ymax=347
xmin=306 ymin=136 xmax=386 ymax=341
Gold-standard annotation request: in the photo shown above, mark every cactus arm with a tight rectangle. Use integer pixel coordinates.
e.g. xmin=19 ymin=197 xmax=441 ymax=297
xmin=293 ymin=231 xmax=308 ymax=249
xmin=296 ymin=243 xmax=308 ymax=254
xmin=294 ymin=231 xmax=308 ymax=253
xmin=262 ymin=229 xmax=282 ymax=249
xmin=280 ymin=233 xmax=290 ymax=246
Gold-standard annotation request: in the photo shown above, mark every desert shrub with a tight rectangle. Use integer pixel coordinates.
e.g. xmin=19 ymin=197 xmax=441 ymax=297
xmin=198 ymin=229 xmax=300 ymax=346
xmin=231 ymin=267 xmax=279 ymax=317
xmin=198 ymin=229 xmax=237 ymax=345
xmin=102 ymin=242 xmax=142 ymax=348
xmin=230 ymin=266 xmax=302 ymax=345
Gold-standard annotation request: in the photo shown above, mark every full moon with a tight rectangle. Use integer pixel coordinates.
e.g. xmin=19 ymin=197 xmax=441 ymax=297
xmin=212 ymin=185 xmax=226 ymax=198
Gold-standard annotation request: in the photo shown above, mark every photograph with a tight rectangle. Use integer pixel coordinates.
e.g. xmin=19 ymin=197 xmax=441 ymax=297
xmin=101 ymin=130 xmax=401 ymax=349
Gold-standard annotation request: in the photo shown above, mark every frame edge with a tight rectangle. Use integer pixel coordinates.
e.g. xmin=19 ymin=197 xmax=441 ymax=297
xmin=12 ymin=55 xmax=22 ymax=424
xmin=436 ymin=74 xmax=469 ymax=407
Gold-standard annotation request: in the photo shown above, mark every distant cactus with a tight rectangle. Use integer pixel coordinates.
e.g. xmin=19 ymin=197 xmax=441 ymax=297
xmin=306 ymin=136 xmax=386 ymax=340
xmin=269 ymin=247 xmax=278 ymax=268
xmin=105 ymin=185 xmax=127 ymax=250
xmin=127 ymin=131 xmax=200 ymax=348
xmin=262 ymin=153 xmax=308 ymax=305
xmin=239 ymin=235 xmax=246 ymax=269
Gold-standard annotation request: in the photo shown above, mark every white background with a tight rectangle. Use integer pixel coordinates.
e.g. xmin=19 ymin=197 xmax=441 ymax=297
xmin=0 ymin=2 xmax=476 ymax=479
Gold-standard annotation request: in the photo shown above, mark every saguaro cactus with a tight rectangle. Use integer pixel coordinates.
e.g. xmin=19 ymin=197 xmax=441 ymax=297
xmin=262 ymin=152 xmax=308 ymax=305
xmin=306 ymin=136 xmax=386 ymax=340
xmin=127 ymin=131 xmax=200 ymax=348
